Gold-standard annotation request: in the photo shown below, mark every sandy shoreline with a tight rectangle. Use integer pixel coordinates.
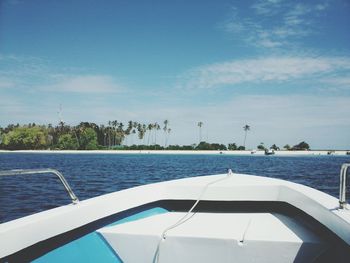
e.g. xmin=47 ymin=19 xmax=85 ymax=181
xmin=0 ymin=149 xmax=349 ymax=156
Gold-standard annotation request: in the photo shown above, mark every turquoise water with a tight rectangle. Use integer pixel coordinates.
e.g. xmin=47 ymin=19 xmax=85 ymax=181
xmin=0 ymin=153 xmax=349 ymax=223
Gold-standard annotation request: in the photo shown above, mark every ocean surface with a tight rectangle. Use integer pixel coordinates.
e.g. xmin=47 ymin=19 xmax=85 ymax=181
xmin=0 ymin=152 xmax=349 ymax=223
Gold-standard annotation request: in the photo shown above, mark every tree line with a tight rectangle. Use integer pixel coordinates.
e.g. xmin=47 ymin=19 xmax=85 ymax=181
xmin=0 ymin=121 xmax=310 ymax=151
xmin=0 ymin=120 xmax=170 ymax=150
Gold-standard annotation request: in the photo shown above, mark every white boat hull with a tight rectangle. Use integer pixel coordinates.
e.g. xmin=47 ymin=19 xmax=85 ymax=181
xmin=1 ymin=173 xmax=350 ymax=262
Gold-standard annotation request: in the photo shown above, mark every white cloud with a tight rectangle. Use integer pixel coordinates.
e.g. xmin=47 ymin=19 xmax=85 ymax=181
xmin=45 ymin=75 xmax=124 ymax=93
xmin=315 ymin=3 xmax=328 ymax=11
xmin=0 ymin=54 xmax=125 ymax=94
xmin=224 ymin=0 xmax=329 ymax=48
xmin=324 ymin=76 xmax=350 ymax=85
xmin=180 ymin=56 xmax=350 ymax=89
xmin=251 ymin=0 xmax=285 ymax=16
xmin=0 ymin=54 xmax=49 ymax=78
xmin=322 ymin=76 xmax=350 ymax=91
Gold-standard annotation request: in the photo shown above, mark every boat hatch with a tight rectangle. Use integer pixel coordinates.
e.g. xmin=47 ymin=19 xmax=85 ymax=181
xmin=98 ymin=211 xmax=328 ymax=263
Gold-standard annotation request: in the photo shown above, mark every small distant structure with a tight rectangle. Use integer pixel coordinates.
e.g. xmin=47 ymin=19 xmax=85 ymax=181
xmin=265 ymin=149 xmax=275 ymax=155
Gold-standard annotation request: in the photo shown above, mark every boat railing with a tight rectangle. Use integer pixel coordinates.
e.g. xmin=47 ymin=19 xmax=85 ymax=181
xmin=0 ymin=168 xmax=79 ymax=205
xmin=339 ymin=163 xmax=350 ymax=209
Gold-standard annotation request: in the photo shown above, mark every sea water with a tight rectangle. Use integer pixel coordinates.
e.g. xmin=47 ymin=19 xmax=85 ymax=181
xmin=0 ymin=152 xmax=349 ymax=223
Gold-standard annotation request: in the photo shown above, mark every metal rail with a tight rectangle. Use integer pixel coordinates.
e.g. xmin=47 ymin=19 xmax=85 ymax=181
xmin=339 ymin=163 xmax=350 ymax=209
xmin=0 ymin=168 xmax=79 ymax=204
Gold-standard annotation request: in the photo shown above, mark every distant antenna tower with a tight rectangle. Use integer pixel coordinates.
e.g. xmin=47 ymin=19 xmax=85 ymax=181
xmin=58 ymin=104 xmax=64 ymax=125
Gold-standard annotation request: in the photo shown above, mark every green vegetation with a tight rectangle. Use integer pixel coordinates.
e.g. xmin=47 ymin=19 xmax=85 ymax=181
xmin=0 ymin=121 xmax=312 ymax=151
xmin=195 ymin=141 xmax=227 ymax=151
xmin=228 ymin=143 xmax=238 ymax=150
xmin=257 ymin=142 xmax=266 ymax=150
xmin=2 ymin=126 xmax=48 ymax=150
xmin=0 ymin=121 xmax=175 ymax=150
xmin=79 ymin=128 xmax=98 ymax=150
xmin=283 ymin=144 xmax=291 ymax=150
xmin=291 ymin=141 xmax=310 ymax=151
xmin=0 ymin=123 xmax=100 ymax=150
xmin=270 ymin=144 xmax=280 ymax=151
xmin=57 ymin=134 xmax=79 ymax=150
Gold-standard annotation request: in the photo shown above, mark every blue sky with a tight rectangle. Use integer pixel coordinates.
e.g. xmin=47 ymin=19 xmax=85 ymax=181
xmin=1 ymin=0 xmax=350 ymax=149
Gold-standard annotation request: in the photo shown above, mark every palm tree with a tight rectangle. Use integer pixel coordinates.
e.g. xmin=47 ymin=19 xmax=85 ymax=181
xmin=116 ymin=122 xmax=125 ymax=145
xmin=131 ymin=121 xmax=138 ymax=145
xmin=142 ymin=124 xmax=147 ymax=144
xmin=72 ymin=126 xmax=81 ymax=149
xmin=112 ymin=120 xmax=118 ymax=146
xmin=163 ymin=120 xmax=169 ymax=147
xmin=127 ymin=121 xmax=133 ymax=132
xmin=166 ymin=128 xmax=171 ymax=147
xmin=154 ymin=122 xmax=161 ymax=145
xmin=137 ymin=123 xmax=142 ymax=141
xmin=147 ymin=123 xmax=153 ymax=145
xmin=131 ymin=129 xmax=136 ymax=145
xmin=124 ymin=121 xmax=133 ymax=146
xmin=107 ymin=121 xmax=112 ymax=149
xmin=243 ymin=124 xmax=250 ymax=149
xmin=197 ymin=122 xmax=203 ymax=143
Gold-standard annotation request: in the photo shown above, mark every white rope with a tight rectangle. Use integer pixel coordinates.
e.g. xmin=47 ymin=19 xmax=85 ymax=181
xmin=153 ymin=169 xmax=233 ymax=263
